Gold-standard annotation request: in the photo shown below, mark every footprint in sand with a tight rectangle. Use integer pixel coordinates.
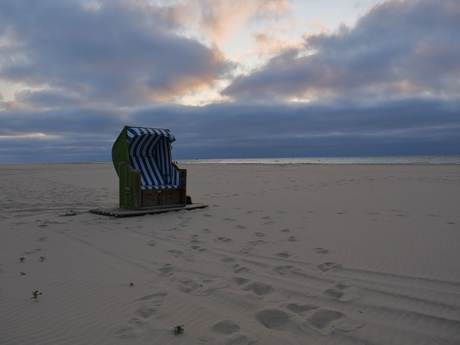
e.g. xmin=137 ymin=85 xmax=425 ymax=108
xmin=147 ymin=240 xmax=156 ymax=247
xmin=158 ymin=265 xmax=174 ymax=275
xmin=233 ymin=277 xmax=273 ymax=297
xmin=214 ymin=237 xmax=233 ymax=243
xmin=284 ymin=302 xmax=354 ymax=334
xmin=233 ymin=277 xmax=251 ymax=286
xmin=191 ymin=245 xmax=207 ymax=252
xmin=285 ymin=303 xmax=318 ymax=314
xmin=233 ymin=265 xmax=250 ymax=273
xmin=306 ymin=308 xmax=346 ymax=334
xmin=324 ymin=283 xmax=364 ymax=301
xmin=261 ymin=216 xmax=275 ymax=225
xmin=167 ymin=249 xmax=183 ymax=257
xmin=189 ymin=235 xmax=201 ymax=245
xmin=276 ymin=251 xmax=292 ymax=258
xmin=324 ymin=285 xmax=346 ymax=299
xmin=242 ymin=282 xmax=274 ymax=296
xmin=176 ymin=278 xmax=201 ymax=293
xmin=335 ymin=319 xmax=365 ymax=333
xmin=303 ymin=307 xmax=364 ymax=334
xmin=317 ymin=262 xmax=342 ymax=272
xmin=211 ymin=319 xmax=240 ymax=334
xmin=313 ymin=247 xmax=329 ymax=254
xmin=221 ymin=257 xmax=236 ymax=263
xmin=273 ymin=265 xmax=298 ymax=275
xmin=240 ymin=246 xmax=256 ymax=255
xmin=201 ymin=320 xmax=256 ymax=345
xmin=247 ymin=240 xmax=267 ymax=246
xmin=255 ymin=309 xmax=303 ymax=334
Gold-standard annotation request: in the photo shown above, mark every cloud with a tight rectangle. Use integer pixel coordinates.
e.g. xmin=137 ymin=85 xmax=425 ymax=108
xmin=169 ymin=0 xmax=291 ymax=46
xmin=250 ymin=18 xmax=307 ymax=59
xmin=223 ymin=0 xmax=460 ymax=103
xmin=0 ymin=0 xmax=229 ymax=106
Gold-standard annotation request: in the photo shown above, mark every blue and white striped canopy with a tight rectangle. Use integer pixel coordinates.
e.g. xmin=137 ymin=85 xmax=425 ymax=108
xmin=127 ymin=127 xmax=175 ymax=143
xmin=127 ymin=127 xmax=179 ymax=189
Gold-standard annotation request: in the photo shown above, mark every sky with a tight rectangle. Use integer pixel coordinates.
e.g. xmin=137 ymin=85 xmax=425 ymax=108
xmin=0 ymin=0 xmax=459 ymax=163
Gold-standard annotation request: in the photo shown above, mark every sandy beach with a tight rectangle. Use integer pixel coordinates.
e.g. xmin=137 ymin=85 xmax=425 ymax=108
xmin=0 ymin=162 xmax=459 ymax=345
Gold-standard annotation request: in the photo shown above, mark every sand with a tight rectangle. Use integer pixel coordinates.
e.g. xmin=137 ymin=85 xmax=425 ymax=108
xmin=0 ymin=162 xmax=459 ymax=345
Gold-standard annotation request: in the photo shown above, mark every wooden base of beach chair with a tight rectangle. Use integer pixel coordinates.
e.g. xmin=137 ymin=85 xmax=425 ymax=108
xmin=89 ymin=203 xmax=208 ymax=218
xmin=142 ymin=189 xmax=183 ymax=208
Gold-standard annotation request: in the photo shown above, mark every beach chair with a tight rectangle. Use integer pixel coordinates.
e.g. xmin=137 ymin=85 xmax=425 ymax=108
xmin=112 ymin=126 xmax=187 ymax=209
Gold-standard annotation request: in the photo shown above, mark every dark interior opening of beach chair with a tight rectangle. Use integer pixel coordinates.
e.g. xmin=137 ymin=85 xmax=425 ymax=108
xmin=112 ymin=126 xmax=187 ymax=209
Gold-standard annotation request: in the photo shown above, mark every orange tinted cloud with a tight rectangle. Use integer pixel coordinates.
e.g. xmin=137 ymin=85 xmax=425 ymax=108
xmin=170 ymin=0 xmax=291 ymax=46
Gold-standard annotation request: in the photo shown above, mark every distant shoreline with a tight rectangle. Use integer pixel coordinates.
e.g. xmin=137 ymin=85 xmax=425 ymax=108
xmin=1 ymin=154 xmax=459 ymax=165
xmin=178 ymin=155 xmax=460 ymax=165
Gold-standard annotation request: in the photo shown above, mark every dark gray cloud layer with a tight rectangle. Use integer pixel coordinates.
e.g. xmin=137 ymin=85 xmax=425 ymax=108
xmin=0 ymin=0 xmax=459 ymax=163
xmin=1 ymin=98 xmax=458 ymax=163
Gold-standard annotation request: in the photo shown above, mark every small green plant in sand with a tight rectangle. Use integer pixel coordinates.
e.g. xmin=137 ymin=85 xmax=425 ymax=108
xmin=39 ymin=256 xmax=46 ymax=262
xmin=173 ymin=325 xmax=184 ymax=334
xmin=19 ymin=257 xmax=25 ymax=263
xmin=31 ymin=290 xmax=43 ymax=301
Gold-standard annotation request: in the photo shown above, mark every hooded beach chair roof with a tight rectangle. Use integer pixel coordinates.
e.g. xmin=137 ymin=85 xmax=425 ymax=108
xmin=112 ymin=126 xmax=179 ymax=188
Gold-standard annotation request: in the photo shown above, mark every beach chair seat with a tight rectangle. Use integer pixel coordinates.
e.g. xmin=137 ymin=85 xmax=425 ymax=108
xmin=112 ymin=126 xmax=187 ymax=209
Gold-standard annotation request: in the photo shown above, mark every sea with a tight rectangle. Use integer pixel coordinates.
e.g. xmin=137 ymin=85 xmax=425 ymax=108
xmin=178 ymin=155 xmax=460 ymax=165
